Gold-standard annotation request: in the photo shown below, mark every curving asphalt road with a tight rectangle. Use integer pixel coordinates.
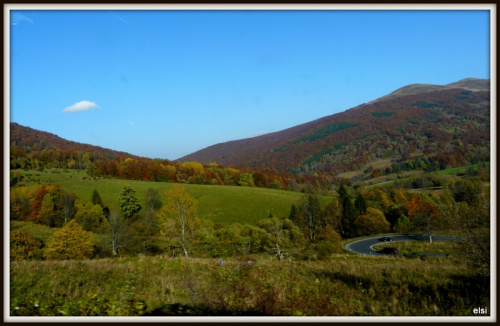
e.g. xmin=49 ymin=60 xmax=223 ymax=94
xmin=344 ymin=234 xmax=461 ymax=257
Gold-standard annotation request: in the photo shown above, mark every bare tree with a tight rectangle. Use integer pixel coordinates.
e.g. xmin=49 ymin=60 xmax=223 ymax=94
xmin=107 ymin=211 xmax=127 ymax=256
xmin=144 ymin=187 xmax=162 ymax=227
xmin=61 ymin=192 xmax=77 ymax=223
xmin=258 ymin=217 xmax=304 ymax=261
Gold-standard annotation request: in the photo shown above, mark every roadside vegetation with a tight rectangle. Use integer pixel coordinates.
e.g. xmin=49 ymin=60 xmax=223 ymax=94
xmin=373 ymin=240 xmax=463 ymax=256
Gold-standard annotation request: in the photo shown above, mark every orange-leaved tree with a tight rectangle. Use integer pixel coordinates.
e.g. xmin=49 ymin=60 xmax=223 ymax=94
xmin=407 ymin=195 xmax=440 ymax=243
xmin=27 ymin=185 xmax=54 ymax=222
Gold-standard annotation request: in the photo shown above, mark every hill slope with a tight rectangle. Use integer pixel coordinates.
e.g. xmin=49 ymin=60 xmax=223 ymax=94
xmin=10 ymin=122 xmax=138 ymax=168
xmin=368 ymin=78 xmax=490 ymax=104
xmin=178 ymin=78 xmax=490 ymax=175
xmin=11 ymin=168 xmax=322 ymax=225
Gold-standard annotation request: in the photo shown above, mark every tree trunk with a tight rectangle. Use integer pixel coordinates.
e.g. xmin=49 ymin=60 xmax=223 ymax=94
xmin=275 ymin=243 xmax=283 ymax=261
xmin=180 ymin=210 xmax=188 ymax=257
xmin=112 ymin=238 xmax=118 ymax=256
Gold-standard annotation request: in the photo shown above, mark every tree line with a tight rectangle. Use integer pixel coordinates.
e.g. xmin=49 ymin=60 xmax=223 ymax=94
xmin=10 ymin=176 xmax=490 ymax=275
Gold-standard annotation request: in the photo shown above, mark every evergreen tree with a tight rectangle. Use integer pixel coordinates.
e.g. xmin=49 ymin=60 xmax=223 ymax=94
xmin=354 ymin=193 xmax=368 ymax=216
xmin=304 ymin=195 xmax=322 ymax=244
xmin=288 ymin=203 xmax=299 ymax=223
xmin=91 ymin=189 xmax=103 ymax=207
xmin=103 ymin=207 xmax=111 ymax=220
xmin=91 ymin=188 xmax=111 ymax=220
xmin=118 ymin=185 xmax=142 ymax=219
xmin=337 ymin=185 xmax=356 ymax=238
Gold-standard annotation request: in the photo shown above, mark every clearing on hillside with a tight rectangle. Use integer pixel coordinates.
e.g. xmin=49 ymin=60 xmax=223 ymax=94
xmin=10 ymin=169 xmax=331 ymax=225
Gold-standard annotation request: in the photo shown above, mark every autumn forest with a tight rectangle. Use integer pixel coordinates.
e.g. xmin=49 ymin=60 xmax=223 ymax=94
xmin=9 ymin=79 xmax=491 ymax=317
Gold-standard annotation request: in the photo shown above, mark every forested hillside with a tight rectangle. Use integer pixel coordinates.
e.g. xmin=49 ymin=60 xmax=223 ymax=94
xmin=9 ymin=123 xmax=312 ymax=192
xmin=179 ymin=78 xmax=490 ymax=178
xmin=9 ymin=78 xmax=490 ymax=193
xmin=10 ymin=122 xmax=138 ymax=168
xmin=9 ymin=79 xmax=491 ymax=317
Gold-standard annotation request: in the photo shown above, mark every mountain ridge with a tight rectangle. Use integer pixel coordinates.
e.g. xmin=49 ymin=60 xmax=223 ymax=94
xmin=9 ymin=78 xmax=490 ymax=182
xmin=178 ymin=78 xmax=490 ymax=175
xmin=10 ymin=122 xmax=138 ymax=160
xmin=367 ymin=78 xmax=489 ymax=105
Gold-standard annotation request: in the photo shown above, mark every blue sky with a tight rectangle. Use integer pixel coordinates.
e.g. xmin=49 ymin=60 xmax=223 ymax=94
xmin=9 ymin=8 xmax=491 ymax=160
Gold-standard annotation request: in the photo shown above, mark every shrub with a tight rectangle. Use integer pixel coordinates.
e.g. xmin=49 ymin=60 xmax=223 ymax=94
xmin=74 ymin=200 xmax=108 ymax=233
xmin=10 ymin=229 xmax=42 ymax=261
xmin=314 ymin=241 xmax=336 ymax=260
xmin=44 ymin=220 xmax=95 ymax=260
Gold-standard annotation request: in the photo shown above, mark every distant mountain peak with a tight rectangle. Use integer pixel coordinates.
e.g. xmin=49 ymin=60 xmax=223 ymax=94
xmin=178 ymin=78 xmax=490 ymax=176
xmin=369 ymin=78 xmax=489 ymax=105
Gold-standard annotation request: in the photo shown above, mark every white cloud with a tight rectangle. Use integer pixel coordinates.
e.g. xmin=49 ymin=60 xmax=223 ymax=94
xmin=63 ymin=101 xmax=99 ymax=113
xmin=11 ymin=13 xmax=33 ymax=26
xmin=110 ymin=12 xmax=129 ymax=24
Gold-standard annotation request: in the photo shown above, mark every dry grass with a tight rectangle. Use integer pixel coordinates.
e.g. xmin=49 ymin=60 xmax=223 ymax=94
xmin=10 ymin=254 xmax=489 ymax=317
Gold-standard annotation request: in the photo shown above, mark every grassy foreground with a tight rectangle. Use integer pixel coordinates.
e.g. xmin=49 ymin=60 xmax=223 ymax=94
xmin=12 ymin=169 xmax=329 ymax=225
xmin=10 ymin=255 xmax=489 ymax=317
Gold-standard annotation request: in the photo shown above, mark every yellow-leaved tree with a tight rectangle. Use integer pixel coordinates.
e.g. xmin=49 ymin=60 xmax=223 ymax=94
xmin=158 ymin=185 xmax=201 ymax=257
xmin=353 ymin=207 xmax=391 ymax=236
xmin=10 ymin=229 xmax=42 ymax=261
xmin=74 ymin=200 xmax=108 ymax=233
xmin=44 ymin=220 xmax=95 ymax=260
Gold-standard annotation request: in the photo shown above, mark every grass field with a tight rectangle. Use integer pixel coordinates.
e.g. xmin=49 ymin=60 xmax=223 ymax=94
xmin=11 ymin=169 xmax=330 ymax=225
xmin=9 ymin=254 xmax=489 ymax=317
xmin=433 ymin=162 xmax=490 ymax=176
xmin=364 ymin=162 xmax=490 ymax=190
xmin=10 ymin=221 xmax=57 ymax=244
xmin=337 ymin=158 xmax=393 ymax=180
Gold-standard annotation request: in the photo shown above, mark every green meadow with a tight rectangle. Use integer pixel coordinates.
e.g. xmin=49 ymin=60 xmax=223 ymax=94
xmin=11 ymin=168 xmax=330 ymax=225
xmin=433 ymin=162 xmax=490 ymax=176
